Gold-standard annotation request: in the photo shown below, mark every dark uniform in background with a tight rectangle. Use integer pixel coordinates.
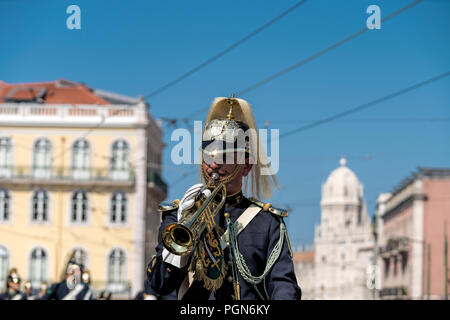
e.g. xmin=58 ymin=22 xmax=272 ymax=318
xmin=146 ymin=96 xmax=301 ymax=300
xmin=0 ymin=269 xmax=27 ymax=300
xmin=41 ymin=280 xmax=94 ymax=300
xmin=41 ymin=259 xmax=94 ymax=300
xmin=23 ymin=281 xmax=38 ymax=300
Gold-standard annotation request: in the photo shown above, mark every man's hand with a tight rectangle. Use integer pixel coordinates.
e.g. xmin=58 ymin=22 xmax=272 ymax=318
xmin=176 ymin=183 xmax=204 ymax=220
xmin=162 ymin=183 xmax=204 ymax=268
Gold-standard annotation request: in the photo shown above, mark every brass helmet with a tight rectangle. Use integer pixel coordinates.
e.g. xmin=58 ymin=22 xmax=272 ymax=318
xmin=7 ymin=268 xmax=21 ymax=285
xmin=200 ymin=95 xmax=278 ymax=199
xmin=24 ymin=281 xmax=32 ymax=290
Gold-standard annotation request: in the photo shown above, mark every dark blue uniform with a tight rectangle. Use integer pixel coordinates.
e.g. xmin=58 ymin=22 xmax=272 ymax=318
xmin=146 ymin=193 xmax=301 ymax=300
xmin=0 ymin=290 xmax=27 ymax=300
xmin=40 ymin=281 xmax=94 ymax=300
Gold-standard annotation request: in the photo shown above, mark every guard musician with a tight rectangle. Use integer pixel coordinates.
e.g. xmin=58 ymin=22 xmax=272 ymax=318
xmin=146 ymin=96 xmax=301 ymax=300
xmin=41 ymin=258 xmax=94 ymax=300
xmin=0 ymin=268 xmax=27 ymax=300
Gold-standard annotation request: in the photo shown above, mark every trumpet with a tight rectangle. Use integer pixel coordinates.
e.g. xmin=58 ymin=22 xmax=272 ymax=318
xmin=162 ymin=173 xmax=227 ymax=256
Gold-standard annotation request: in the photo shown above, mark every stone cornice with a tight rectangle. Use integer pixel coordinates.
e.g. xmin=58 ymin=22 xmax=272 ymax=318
xmin=0 ymin=102 xmax=149 ymax=128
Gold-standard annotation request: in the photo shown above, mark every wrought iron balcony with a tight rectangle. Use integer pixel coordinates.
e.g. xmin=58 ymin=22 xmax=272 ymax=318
xmin=0 ymin=165 xmax=135 ymax=188
xmin=380 ymin=237 xmax=410 ymax=257
xmin=380 ymin=286 xmax=408 ymax=299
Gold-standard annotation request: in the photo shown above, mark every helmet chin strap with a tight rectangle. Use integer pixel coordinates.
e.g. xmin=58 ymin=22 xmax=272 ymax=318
xmin=202 ymin=161 xmax=243 ymax=189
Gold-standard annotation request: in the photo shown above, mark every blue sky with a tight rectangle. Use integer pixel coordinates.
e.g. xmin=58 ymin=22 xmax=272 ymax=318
xmin=1 ymin=0 xmax=449 ymax=248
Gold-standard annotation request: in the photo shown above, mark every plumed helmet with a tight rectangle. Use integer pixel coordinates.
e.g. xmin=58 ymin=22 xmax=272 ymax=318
xmin=200 ymin=95 xmax=278 ymax=199
xmin=7 ymin=268 xmax=21 ymax=284
xmin=66 ymin=257 xmax=85 ymax=274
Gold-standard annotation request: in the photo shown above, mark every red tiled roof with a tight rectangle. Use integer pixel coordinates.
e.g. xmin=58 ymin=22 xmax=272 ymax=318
xmin=293 ymin=251 xmax=315 ymax=264
xmin=0 ymin=79 xmax=110 ymax=105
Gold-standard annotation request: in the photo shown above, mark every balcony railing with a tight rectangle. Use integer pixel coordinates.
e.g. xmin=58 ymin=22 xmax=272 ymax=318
xmin=381 ymin=237 xmax=409 ymax=256
xmin=147 ymin=169 xmax=167 ymax=195
xmin=0 ymin=165 xmax=135 ymax=186
xmin=380 ymin=286 xmax=408 ymax=299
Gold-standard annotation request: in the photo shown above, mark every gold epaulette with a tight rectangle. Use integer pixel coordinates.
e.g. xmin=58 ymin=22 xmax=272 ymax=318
xmin=248 ymin=197 xmax=288 ymax=217
xmin=158 ymin=199 xmax=180 ymax=212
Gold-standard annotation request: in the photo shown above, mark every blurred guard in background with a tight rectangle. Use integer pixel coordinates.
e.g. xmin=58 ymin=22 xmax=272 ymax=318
xmin=23 ymin=281 xmax=37 ymax=300
xmin=37 ymin=281 xmax=49 ymax=299
xmin=0 ymin=268 xmax=27 ymax=300
xmin=40 ymin=258 xmax=94 ymax=300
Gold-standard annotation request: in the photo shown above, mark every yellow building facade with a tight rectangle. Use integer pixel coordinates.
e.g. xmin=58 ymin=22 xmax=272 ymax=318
xmin=0 ymin=84 xmax=166 ymax=298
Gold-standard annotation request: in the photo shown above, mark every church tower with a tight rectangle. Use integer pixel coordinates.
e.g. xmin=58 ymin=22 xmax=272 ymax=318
xmin=314 ymin=158 xmax=374 ymax=299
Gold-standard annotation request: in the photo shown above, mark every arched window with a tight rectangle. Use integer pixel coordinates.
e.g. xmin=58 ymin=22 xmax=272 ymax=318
xmin=72 ymin=139 xmax=91 ymax=180
xmin=357 ymin=204 xmax=362 ymax=226
xmin=0 ymin=246 xmax=9 ymax=290
xmin=107 ymin=248 xmax=126 ymax=292
xmin=71 ymin=191 xmax=88 ymax=223
xmin=33 ymin=138 xmax=52 ymax=179
xmin=30 ymin=247 xmax=47 ymax=289
xmin=0 ymin=189 xmax=10 ymax=222
xmin=32 ymin=190 xmax=49 ymax=223
xmin=110 ymin=140 xmax=130 ymax=180
xmin=110 ymin=192 xmax=127 ymax=224
xmin=72 ymin=248 xmax=88 ymax=267
xmin=0 ymin=137 xmax=12 ymax=178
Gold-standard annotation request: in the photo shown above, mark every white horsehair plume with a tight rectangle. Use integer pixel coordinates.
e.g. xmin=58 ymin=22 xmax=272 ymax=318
xmin=199 ymin=96 xmax=279 ymax=199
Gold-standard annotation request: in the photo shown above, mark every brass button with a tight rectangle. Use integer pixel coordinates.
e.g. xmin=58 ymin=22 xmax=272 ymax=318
xmin=224 ymin=213 xmax=230 ymax=219
xmin=227 ymin=276 xmax=233 ymax=283
xmin=166 ymin=267 xmax=171 ymax=273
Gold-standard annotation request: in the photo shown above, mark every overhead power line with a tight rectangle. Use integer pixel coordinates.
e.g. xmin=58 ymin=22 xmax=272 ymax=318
xmin=279 ymin=71 xmax=450 ymax=139
xmin=262 ymin=118 xmax=450 ymax=124
xmin=179 ymin=0 xmax=424 ymax=122
xmin=236 ymin=0 xmax=423 ymax=96
xmin=143 ymin=0 xmax=309 ymax=99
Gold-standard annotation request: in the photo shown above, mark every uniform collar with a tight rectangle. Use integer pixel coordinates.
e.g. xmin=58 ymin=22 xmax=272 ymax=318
xmin=213 ymin=190 xmax=244 ymax=209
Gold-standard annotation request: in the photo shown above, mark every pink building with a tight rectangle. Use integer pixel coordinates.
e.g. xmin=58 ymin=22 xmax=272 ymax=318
xmin=376 ymin=168 xmax=450 ymax=299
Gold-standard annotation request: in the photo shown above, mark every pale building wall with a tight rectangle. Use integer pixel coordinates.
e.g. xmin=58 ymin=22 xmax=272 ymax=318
xmin=381 ymin=205 xmax=413 ymax=297
xmin=313 ymin=158 xmax=374 ymax=300
xmin=0 ymin=102 xmax=166 ymax=298
xmin=293 ymin=249 xmax=315 ymax=300
xmin=422 ymin=179 xmax=450 ymax=299
xmin=376 ymin=170 xmax=450 ymax=300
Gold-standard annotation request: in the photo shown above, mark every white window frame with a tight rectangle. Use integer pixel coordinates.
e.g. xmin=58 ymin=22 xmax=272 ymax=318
xmin=29 ymin=247 xmax=48 ymax=290
xmin=106 ymin=248 xmax=127 ymax=293
xmin=70 ymin=247 xmax=89 ymax=268
xmin=0 ymin=245 xmax=9 ymax=290
xmin=109 ymin=192 xmax=128 ymax=226
xmin=32 ymin=138 xmax=52 ymax=179
xmin=71 ymin=139 xmax=91 ymax=180
xmin=69 ymin=191 xmax=89 ymax=225
xmin=0 ymin=137 xmax=13 ymax=178
xmin=30 ymin=190 xmax=50 ymax=224
xmin=0 ymin=189 xmax=10 ymax=223
xmin=110 ymin=140 xmax=130 ymax=181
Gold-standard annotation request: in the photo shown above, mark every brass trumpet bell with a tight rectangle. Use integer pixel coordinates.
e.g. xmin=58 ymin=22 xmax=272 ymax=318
xmin=161 ymin=183 xmax=226 ymax=256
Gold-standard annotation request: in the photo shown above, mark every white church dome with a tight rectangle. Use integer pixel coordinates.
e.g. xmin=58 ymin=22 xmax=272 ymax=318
xmin=321 ymin=157 xmax=363 ymax=205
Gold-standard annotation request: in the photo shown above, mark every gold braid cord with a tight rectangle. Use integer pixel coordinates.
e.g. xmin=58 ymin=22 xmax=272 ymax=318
xmin=187 ymin=163 xmax=242 ymax=292
xmin=190 ymin=242 xmax=228 ymax=292
xmin=188 ymin=197 xmax=228 ymax=291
